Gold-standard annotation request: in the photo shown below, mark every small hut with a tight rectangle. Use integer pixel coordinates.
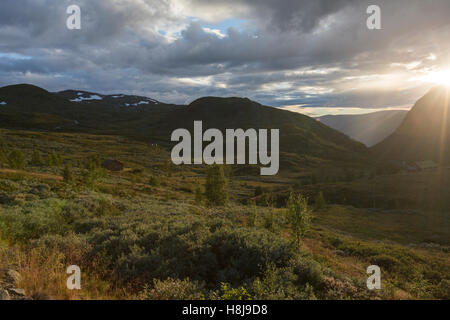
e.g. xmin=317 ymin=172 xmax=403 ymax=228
xmin=101 ymin=159 xmax=124 ymax=172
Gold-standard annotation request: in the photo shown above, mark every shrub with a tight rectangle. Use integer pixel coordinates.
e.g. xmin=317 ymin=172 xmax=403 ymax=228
xmin=220 ymin=283 xmax=251 ymax=300
xmin=0 ymin=150 xmax=8 ymax=166
xmin=205 ymin=165 xmax=228 ymax=206
xmin=8 ymin=149 xmax=25 ymax=169
xmin=46 ymin=152 xmax=62 ymax=167
xmin=30 ymin=149 xmax=44 ymax=166
xmin=63 ymin=163 xmax=73 ymax=183
xmin=247 ymin=200 xmax=257 ymax=227
xmin=314 ymin=192 xmax=326 ymax=211
xmin=83 ymin=215 xmax=295 ymax=287
xmin=291 ymin=256 xmax=326 ymax=289
xmin=434 ymin=279 xmax=450 ymax=299
xmin=0 ymin=179 xmax=20 ymax=193
xmin=250 ymin=264 xmax=312 ymax=300
xmin=85 ymin=155 xmax=101 ymax=171
xmin=254 ymin=186 xmax=263 ymax=197
xmin=82 ymin=166 xmax=106 ymax=187
xmin=370 ymin=254 xmax=400 ymax=272
xmin=139 ymin=278 xmax=205 ymax=300
xmin=263 ymin=207 xmax=275 ymax=232
xmin=194 ymin=186 xmax=203 ymax=205
xmin=0 ymin=198 xmax=70 ymax=241
xmin=149 ymin=175 xmax=160 ymax=187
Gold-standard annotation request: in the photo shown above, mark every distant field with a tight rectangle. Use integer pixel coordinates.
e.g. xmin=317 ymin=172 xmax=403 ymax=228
xmin=315 ymin=205 xmax=450 ymax=245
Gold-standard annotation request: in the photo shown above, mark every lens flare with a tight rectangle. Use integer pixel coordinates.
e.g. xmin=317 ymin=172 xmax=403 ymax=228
xmin=424 ymin=69 xmax=450 ymax=86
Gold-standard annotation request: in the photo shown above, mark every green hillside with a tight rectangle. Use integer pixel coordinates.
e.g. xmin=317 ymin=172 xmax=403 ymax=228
xmin=0 ymin=84 xmax=371 ymax=173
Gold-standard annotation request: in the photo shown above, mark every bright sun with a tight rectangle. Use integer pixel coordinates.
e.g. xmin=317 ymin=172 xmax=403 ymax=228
xmin=426 ymin=69 xmax=450 ymax=87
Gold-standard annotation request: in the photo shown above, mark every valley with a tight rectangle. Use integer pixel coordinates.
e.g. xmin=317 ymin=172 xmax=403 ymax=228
xmin=0 ymin=84 xmax=448 ymax=300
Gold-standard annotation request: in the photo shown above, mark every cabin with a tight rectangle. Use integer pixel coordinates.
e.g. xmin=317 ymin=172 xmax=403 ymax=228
xmin=101 ymin=159 xmax=124 ymax=172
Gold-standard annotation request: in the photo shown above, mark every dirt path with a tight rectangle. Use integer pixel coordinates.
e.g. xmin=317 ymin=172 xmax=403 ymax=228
xmin=0 ymin=168 xmax=63 ymax=181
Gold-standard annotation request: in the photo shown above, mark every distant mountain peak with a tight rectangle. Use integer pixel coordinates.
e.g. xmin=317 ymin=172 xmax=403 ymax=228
xmin=189 ymin=96 xmax=256 ymax=108
xmin=373 ymin=87 xmax=450 ymax=163
xmin=0 ymin=83 xmax=52 ymax=96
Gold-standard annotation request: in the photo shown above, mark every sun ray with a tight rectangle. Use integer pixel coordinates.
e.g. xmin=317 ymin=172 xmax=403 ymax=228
xmin=425 ymin=69 xmax=450 ymax=87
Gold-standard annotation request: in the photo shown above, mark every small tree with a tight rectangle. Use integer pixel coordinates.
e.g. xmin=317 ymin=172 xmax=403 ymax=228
xmin=247 ymin=199 xmax=257 ymax=227
xmin=254 ymin=186 xmax=264 ymax=197
xmin=205 ymin=165 xmax=228 ymax=206
xmin=46 ymin=153 xmax=55 ymax=167
xmin=0 ymin=150 xmax=7 ymax=166
xmin=63 ymin=163 xmax=73 ymax=183
xmin=314 ymin=191 xmax=326 ymax=211
xmin=8 ymin=149 xmax=25 ymax=169
xmin=286 ymin=193 xmax=312 ymax=249
xmin=194 ymin=186 xmax=203 ymax=205
xmin=30 ymin=149 xmax=44 ymax=166
xmin=263 ymin=196 xmax=275 ymax=232
xmin=149 ymin=175 xmax=160 ymax=187
xmin=0 ymin=136 xmax=7 ymax=152
xmin=51 ymin=152 xmax=63 ymax=166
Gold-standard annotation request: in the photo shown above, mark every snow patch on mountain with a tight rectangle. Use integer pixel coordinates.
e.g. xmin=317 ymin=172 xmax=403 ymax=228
xmin=124 ymin=100 xmax=156 ymax=107
xmin=71 ymin=95 xmax=103 ymax=102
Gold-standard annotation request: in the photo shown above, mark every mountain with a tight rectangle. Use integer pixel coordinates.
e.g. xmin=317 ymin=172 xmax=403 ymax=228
xmin=318 ymin=110 xmax=408 ymax=147
xmin=0 ymin=84 xmax=83 ymax=129
xmin=57 ymin=90 xmax=160 ymax=110
xmin=155 ymin=97 xmax=369 ymax=165
xmin=0 ymin=84 xmax=370 ymax=171
xmin=0 ymin=84 xmax=181 ymax=131
xmin=372 ymin=86 xmax=450 ymax=163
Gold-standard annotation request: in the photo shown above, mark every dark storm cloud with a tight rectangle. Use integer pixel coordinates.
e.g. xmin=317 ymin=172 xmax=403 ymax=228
xmin=188 ymin=0 xmax=359 ymax=32
xmin=1 ymin=0 xmax=450 ymax=109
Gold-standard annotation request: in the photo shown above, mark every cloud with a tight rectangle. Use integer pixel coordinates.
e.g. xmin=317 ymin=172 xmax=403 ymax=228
xmin=0 ymin=0 xmax=450 ymax=110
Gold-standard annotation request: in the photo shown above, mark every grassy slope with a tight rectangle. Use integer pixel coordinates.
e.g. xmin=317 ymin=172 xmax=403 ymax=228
xmin=0 ymin=128 xmax=448 ymax=300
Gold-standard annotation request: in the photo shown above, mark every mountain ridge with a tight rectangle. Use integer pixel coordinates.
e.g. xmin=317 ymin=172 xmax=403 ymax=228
xmin=0 ymin=83 xmax=371 ymax=170
xmin=318 ymin=110 xmax=408 ymax=147
xmin=372 ymin=86 xmax=450 ymax=163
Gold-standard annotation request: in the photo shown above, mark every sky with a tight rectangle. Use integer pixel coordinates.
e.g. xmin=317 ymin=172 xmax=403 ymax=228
xmin=1 ymin=0 xmax=450 ymax=116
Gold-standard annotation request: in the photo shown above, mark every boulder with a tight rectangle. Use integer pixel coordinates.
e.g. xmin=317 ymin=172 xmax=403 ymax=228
xmin=6 ymin=269 xmax=21 ymax=286
xmin=101 ymin=159 xmax=124 ymax=172
xmin=0 ymin=289 xmax=10 ymax=300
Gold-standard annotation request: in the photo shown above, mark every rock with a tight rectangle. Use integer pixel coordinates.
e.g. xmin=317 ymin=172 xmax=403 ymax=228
xmin=0 ymin=289 xmax=10 ymax=300
xmin=10 ymin=288 xmax=25 ymax=296
xmin=334 ymin=249 xmax=347 ymax=257
xmin=6 ymin=269 xmax=21 ymax=285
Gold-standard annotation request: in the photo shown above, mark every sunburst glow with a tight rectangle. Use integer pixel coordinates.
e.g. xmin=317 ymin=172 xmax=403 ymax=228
xmin=424 ymin=69 xmax=450 ymax=86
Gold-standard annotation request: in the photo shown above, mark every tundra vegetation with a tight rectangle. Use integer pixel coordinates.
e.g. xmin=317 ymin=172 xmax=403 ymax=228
xmin=0 ymin=130 xmax=448 ymax=300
